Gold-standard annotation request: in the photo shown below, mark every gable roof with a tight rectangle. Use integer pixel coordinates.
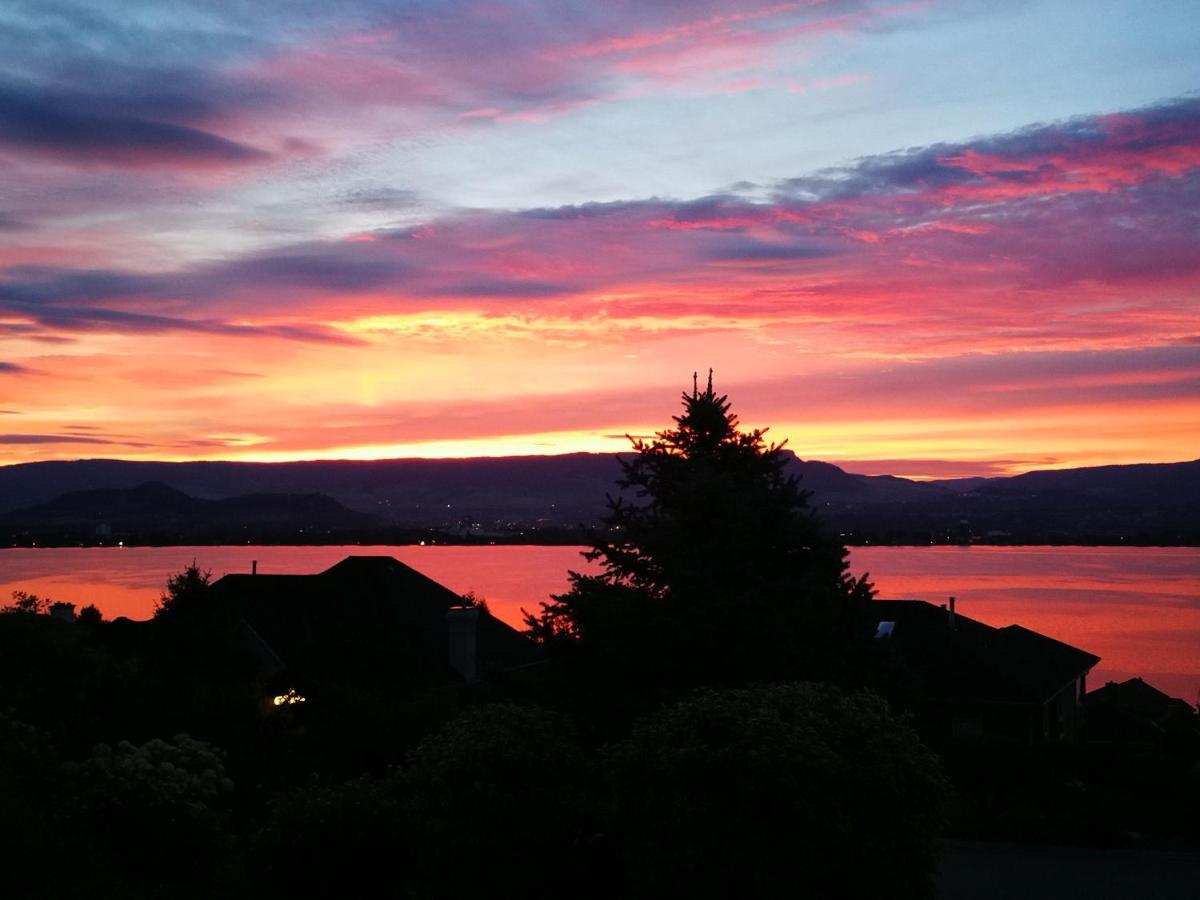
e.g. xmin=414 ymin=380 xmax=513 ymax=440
xmin=1086 ymin=677 xmax=1195 ymax=717
xmin=210 ymin=555 xmax=538 ymax=680
xmin=873 ymin=599 xmax=1100 ymax=706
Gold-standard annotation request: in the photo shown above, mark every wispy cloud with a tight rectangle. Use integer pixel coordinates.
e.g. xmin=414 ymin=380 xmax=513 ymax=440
xmin=0 ymin=1 xmax=1196 ymax=474
xmin=0 ymin=433 xmax=110 ymax=444
xmin=3 ymin=96 xmax=1198 ymax=353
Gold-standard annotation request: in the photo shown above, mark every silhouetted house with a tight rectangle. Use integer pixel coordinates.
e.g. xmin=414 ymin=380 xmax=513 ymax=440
xmin=873 ymin=599 xmax=1100 ymax=746
xmin=1085 ymin=677 xmax=1199 ymax=749
xmin=209 ymin=556 xmax=539 ymax=693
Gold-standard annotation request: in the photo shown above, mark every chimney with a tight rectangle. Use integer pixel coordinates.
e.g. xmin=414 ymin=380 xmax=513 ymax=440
xmin=948 ymin=596 xmax=956 ymax=630
xmin=252 ymin=560 xmax=258 ymax=575
xmin=49 ymin=602 xmax=76 ymax=623
xmin=446 ymin=607 xmax=480 ymax=683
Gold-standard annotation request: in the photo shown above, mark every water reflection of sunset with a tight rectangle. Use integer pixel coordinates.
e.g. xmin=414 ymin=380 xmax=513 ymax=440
xmin=3 ymin=545 xmax=1196 ymax=703
xmin=853 ymin=546 xmax=1200 ymax=704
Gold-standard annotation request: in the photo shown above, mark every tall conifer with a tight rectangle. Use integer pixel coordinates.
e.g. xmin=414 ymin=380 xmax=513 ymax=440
xmin=526 ymin=373 xmax=873 ymax=690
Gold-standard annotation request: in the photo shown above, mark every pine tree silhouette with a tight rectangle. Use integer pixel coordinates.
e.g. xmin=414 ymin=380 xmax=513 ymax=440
xmin=527 ymin=372 xmax=873 ymax=694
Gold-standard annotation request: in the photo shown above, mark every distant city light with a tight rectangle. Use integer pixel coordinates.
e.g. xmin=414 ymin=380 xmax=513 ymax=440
xmin=272 ymin=689 xmax=306 ymax=706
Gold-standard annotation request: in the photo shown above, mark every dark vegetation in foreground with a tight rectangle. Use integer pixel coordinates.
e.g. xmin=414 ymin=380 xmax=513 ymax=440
xmin=1 ymin=378 xmax=1197 ymax=899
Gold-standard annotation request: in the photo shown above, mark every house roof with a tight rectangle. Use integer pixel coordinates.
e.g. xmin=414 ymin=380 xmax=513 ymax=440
xmin=210 ymin=555 xmax=538 ymax=680
xmin=872 ymin=599 xmax=1100 ymax=706
xmin=1086 ymin=677 xmax=1195 ymax=718
xmin=1084 ymin=677 xmax=1198 ymax=744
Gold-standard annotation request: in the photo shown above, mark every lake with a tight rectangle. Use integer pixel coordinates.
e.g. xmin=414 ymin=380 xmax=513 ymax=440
xmin=2 ymin=545 xmax=1196 ymax=703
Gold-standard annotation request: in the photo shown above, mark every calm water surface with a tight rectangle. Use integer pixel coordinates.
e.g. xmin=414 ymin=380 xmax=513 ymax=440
xmin=2 ymin=545 xmax=1196 ymax=702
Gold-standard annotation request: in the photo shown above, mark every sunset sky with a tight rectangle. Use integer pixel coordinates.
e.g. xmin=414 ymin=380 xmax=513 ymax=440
xmin=2 ymin=0 xmax=1198 ymax=479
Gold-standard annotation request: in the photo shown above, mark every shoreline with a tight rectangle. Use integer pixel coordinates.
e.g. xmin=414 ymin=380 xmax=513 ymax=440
xmin=6 ymin=538 xmax=1198 ymax=549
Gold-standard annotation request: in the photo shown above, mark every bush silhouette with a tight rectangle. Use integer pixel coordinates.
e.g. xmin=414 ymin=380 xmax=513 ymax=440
xmin=606 ymin=682 xmax=948 ymax=900
xmin=404 ymin=703 xmax=601 ymax=899
xmin=252 ymin=774 xmax=407 ymax=898
xmin=67 ymin=734 xmax=232 ymax=880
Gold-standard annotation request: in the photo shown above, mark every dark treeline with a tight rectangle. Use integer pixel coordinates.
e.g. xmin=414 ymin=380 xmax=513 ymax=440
xmin=2 ymin=379 xmax=1197 ymax=899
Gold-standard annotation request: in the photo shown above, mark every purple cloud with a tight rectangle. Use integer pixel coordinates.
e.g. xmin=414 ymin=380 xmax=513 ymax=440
xmin=0 ymin=80 xmax=272 ymax=168
xmin=0 ymin=433 xmax=110 ymax=444
xmin=0 ymin=94 xmax=1196 ymax=354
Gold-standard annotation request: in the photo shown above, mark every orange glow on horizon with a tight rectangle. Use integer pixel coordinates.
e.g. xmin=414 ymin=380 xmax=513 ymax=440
xmin=6 ymin=112 xmax=1200 ymax=480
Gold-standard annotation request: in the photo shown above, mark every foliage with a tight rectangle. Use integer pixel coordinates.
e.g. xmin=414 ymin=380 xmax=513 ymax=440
xmin=67 ymin=734 xmax=233 ymax=879
xmin=0 ymin=604 xmax=121 ymax=748
xmin=403 ymin=702 xmax=603 ymax=899
xmin=606 ymin=682 xmax=949 ymax=900
xmin=269 ymin=678 xmax=457 ymax=782
xmin=154 ymin=562 xmax=213 ymax=619
xmin=461 ymin=589 xmax=490 ymax=612
xmin=254 ymin=703 xmax=604 ymax=900
xmin=0 ymin=712 xmax=64 ymax=895
xmin=252 ymin=774 xmax=408 ymax=899
xmin=3 ymin=590 xmax=49 ymax=614
xmin=76 ymin=603 xmax=104 ymax=626
xmin=527 ymin=373 xmax=874 ymax=696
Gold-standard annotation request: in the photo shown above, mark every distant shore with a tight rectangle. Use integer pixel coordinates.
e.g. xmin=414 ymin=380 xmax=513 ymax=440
xmin=6 ymin=534 xmax=1198 ymax=549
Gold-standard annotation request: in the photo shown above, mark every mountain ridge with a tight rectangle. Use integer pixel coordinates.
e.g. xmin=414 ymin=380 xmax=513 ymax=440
xmin=0 ymin=480 xmax=379 ymax=543
xmin=0 ymin=454 xmax=1195 ymax=545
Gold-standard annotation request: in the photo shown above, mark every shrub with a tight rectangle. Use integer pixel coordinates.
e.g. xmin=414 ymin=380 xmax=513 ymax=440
xmin=252 ymin=774 xmax=407 ymax=898
xmin=0 ymin=713 xmax=63 ymax=895
xmin=404 ymin=703 xmax=601 ymax=899
xmin=607 ymin=682 xmax=949 ymax=900
xmin=68 ymin=734 xmax=232 ymax=880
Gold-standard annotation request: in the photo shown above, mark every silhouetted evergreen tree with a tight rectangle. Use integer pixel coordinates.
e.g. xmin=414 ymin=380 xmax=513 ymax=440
xmin=154 ymin=562 xmax=213 ymax=619
xmin=527 ymin=373 xmax=873 ymax=706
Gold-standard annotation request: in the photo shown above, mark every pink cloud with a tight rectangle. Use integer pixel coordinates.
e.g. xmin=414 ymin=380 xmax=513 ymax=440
xmin=4 ymin=96 xmax=1199 ymax=468
xmin=545 ymin=3 xmax=810 ymax=62
xmin=231 ymin=0 xmax=910 ymax=136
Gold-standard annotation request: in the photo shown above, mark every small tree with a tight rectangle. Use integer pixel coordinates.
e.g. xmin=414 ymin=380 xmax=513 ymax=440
xmin=526 ymin=373 xmax=873 ymax=691
xmin=3 ymin=591 xmax=49 ymax=615
xmin=154 ymin=562 xmax=212 ymax=619
xmin=76 ymin=604 xmax=104 ymax=626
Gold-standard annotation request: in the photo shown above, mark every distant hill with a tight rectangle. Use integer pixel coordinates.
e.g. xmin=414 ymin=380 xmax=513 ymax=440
xmin=981 ymin=460 xmax=1200 ymax=499
xmin=0 ymin=481 xmax=380 ymax=544
xmin=0 ymin=455 xmax=623 ymax=525
xmin=863 ymin=459 xmax=1200 ymax=544
xmin=0 ymin=455 xmax=1196 ymax=545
